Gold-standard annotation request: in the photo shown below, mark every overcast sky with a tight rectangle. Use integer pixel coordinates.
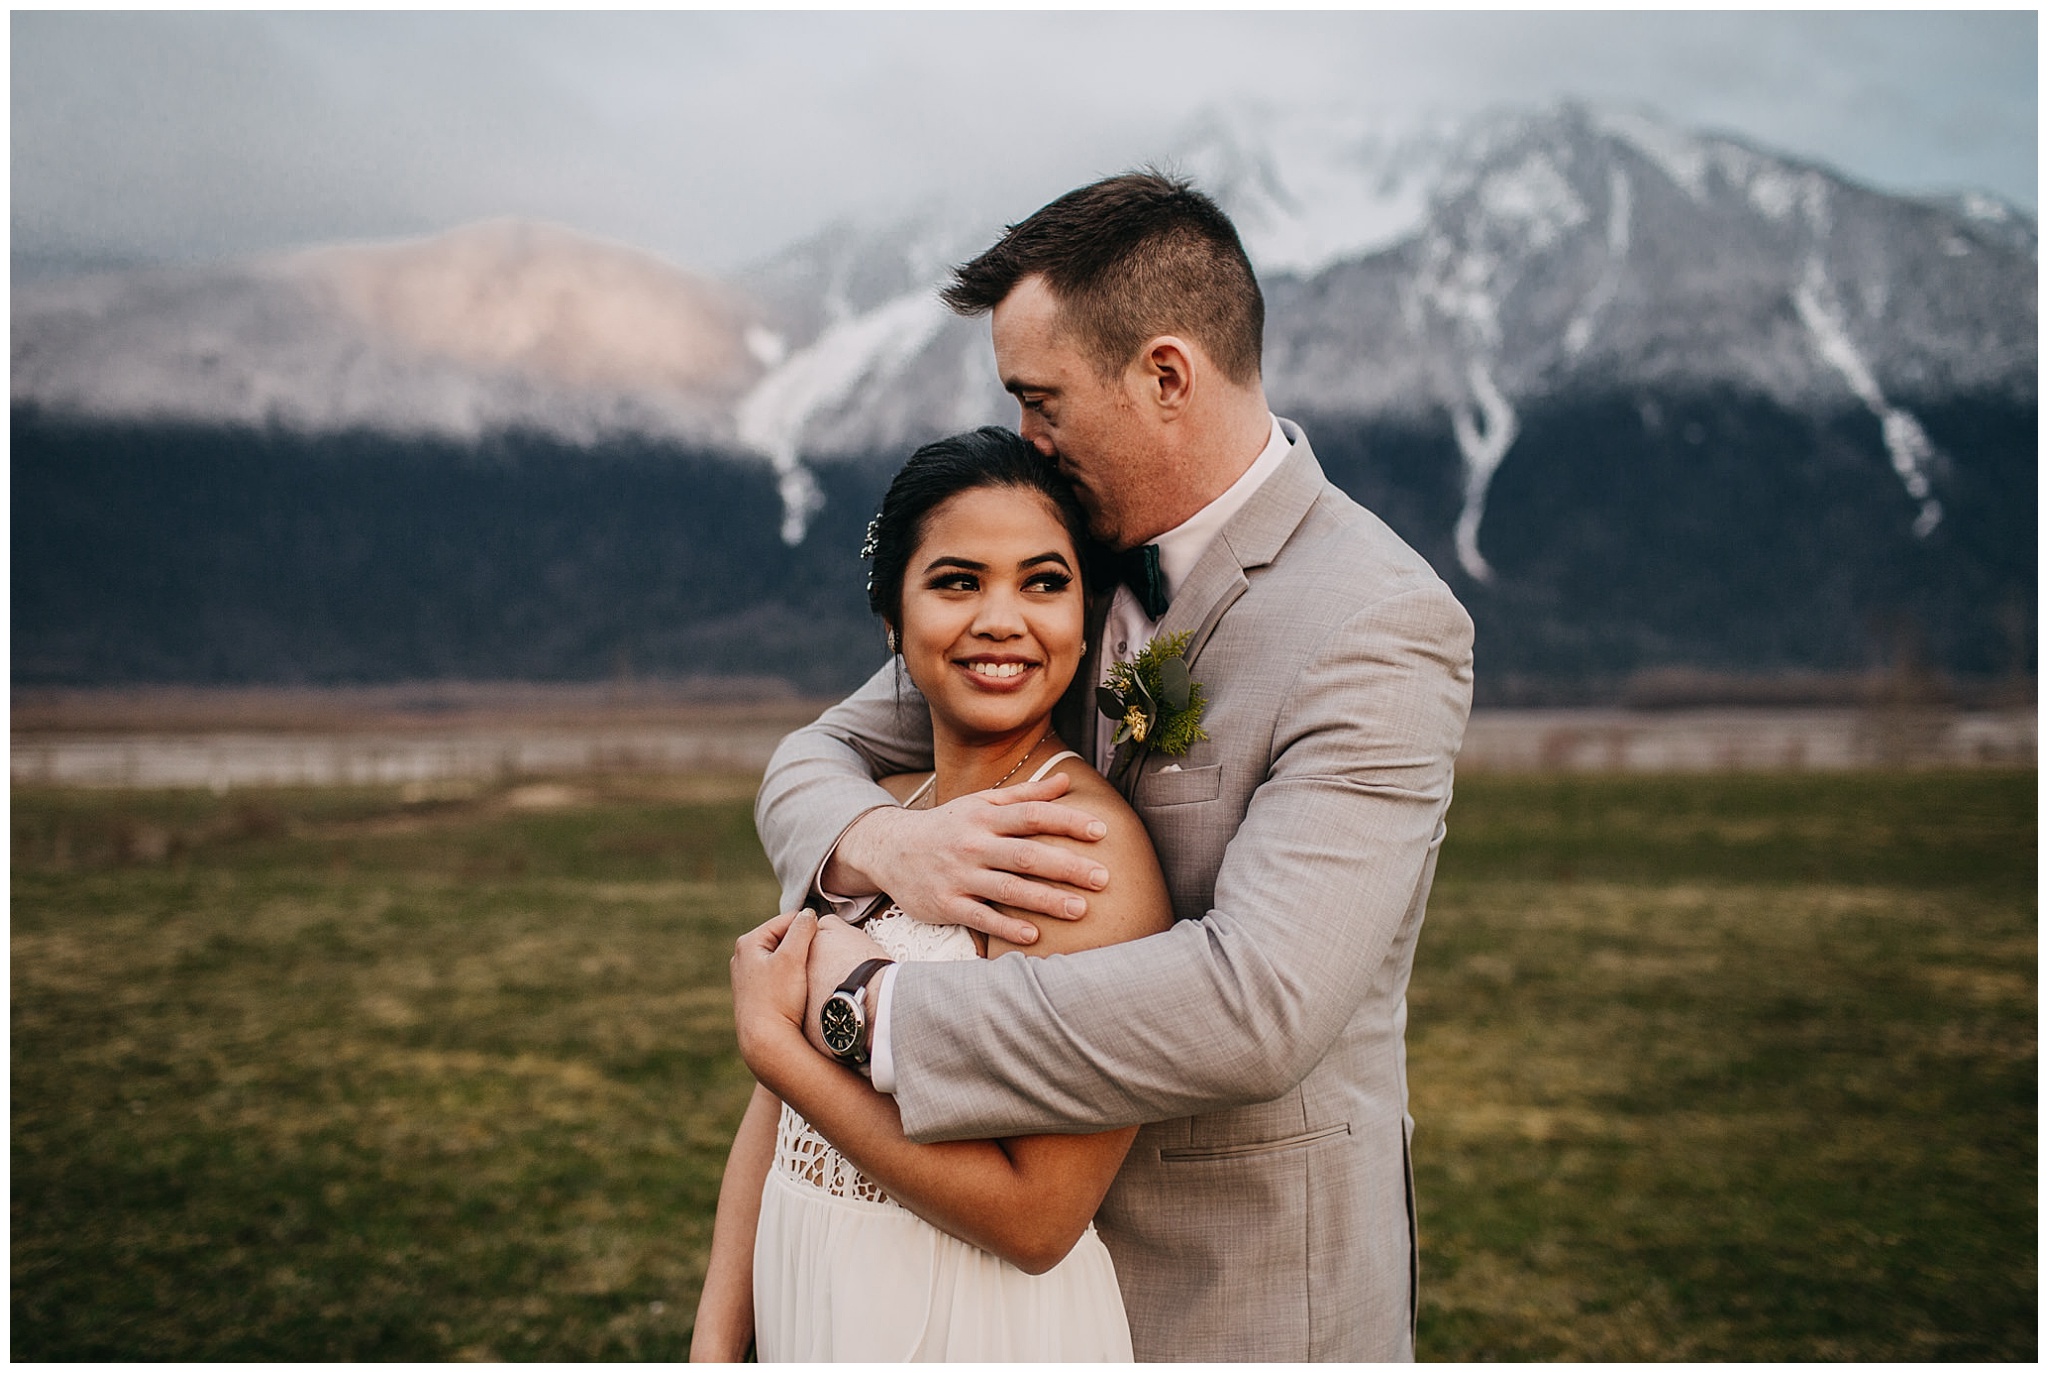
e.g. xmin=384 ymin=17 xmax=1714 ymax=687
xmin=12 ymin=10 xmax=2037 ymax=275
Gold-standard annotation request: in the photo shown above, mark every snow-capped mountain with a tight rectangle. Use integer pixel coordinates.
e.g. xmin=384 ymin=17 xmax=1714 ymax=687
xmin=13 ymin=101 xmax=2036 ymax=693
xmin=718 ymin=102 xmax=2035 ymax=572
xmin=12 ymin=218 xmax=760 ymax=446
xmin=15 ymin=101 xmax=2033 ymax=564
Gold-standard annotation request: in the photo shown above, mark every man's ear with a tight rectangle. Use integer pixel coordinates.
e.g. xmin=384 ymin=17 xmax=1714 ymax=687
xmin=1137 ymin=336 xmax=1196 ymax=417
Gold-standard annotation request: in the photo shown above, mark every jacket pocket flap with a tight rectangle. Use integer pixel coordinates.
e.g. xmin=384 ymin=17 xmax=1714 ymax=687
xmin=1158 ymin=1122 xmax=1351 ymax=1162
xmin=1143 ymin=762 xmax=1222 ymax=806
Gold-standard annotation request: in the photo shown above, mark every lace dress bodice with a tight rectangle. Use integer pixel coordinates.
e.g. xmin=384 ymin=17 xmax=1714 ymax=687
xmin=772 ymin=906 xmax=980 ymax=1205
xmin=771 ymin=751 xmax=1078 ymax=1207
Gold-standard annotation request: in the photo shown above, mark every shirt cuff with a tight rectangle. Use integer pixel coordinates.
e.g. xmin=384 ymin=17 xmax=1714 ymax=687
xmin=867 ymin=963 xmax=901 ymax=1094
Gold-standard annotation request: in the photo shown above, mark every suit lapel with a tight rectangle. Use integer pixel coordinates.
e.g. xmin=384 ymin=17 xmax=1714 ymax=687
xmin=1113 ymin=424 xmax=1329 ymax=801
xmin=1156 ymin=425 xmax=1327 ymax=671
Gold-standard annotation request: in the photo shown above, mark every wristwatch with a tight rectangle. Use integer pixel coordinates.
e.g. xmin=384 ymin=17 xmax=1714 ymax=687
xmin=819 ymin=957 xmax=894 ymax=1066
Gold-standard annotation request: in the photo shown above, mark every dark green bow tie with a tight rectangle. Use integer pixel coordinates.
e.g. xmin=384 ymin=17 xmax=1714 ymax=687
xmin=1115 ymin=543 xmax=1169 ymax=620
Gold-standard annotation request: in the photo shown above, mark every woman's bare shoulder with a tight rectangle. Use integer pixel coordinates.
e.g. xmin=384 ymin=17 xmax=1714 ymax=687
xmin=988 ymin=757 xmax=1172 ymax=959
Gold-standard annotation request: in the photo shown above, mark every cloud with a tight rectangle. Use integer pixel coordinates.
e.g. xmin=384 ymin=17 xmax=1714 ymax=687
xmin=11 ymin=11 xmax=2035 ymax=275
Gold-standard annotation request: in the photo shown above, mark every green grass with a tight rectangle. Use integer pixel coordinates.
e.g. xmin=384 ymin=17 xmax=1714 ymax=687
xmin=11 ymin=770 xmax=2036 ymax=1359
xmin=1411 ymin=772 xmax=2036 ymax=1360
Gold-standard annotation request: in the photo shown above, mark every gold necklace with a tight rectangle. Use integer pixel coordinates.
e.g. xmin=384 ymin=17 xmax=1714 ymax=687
xmin=993 ymin=728 xmax=1058 ymax=789
xmin=922 ymin=728 xmax=1057 ymax=809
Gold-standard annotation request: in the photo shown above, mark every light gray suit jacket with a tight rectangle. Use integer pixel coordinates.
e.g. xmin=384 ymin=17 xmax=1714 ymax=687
xmin=755 ymin=422 xmax=1474 ymax=1360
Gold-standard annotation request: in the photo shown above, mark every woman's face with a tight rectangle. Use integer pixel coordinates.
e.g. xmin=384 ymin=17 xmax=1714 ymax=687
xmin=894 ymin=484 xmax=1085 ymax=745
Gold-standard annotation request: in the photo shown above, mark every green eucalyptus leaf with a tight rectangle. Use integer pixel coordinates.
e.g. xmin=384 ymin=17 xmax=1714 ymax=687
xmin=1159 ymin=657 xmax=1191 ymax=712
xmin=1096 ymin=686 xmax=1125 ymax=720
xmin=1130 ymin=674 xmax=1155 ymax=714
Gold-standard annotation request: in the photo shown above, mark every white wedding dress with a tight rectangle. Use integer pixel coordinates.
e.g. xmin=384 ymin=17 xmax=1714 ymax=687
xmin=752 ymin=754 xmax=1134 ymax=1362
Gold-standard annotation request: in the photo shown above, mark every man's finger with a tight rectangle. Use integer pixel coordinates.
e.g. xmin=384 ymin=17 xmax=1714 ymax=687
xmin=983 ymin=771 xmax=1073 ymax=803
xmin=977 ymin=868 xmax=1094 ymax=922
xmin=992 ymin=834 xmax=1109 ymax=895
xmin=991 ymin=798 xmax=1110 ymax=845
xmin=948 ymin=896 xmax=1041 ymax=946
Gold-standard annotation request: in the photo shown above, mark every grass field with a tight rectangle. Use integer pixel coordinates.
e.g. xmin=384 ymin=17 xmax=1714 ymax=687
xmin=12 ymin=770 xmax=2036 ymax=1359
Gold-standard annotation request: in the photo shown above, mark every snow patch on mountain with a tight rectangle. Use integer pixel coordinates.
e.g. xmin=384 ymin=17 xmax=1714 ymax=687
xmin=735 ymin=288 xmax=950 ymax=543
xmin=1476 ymin=151 xmax=1590 ymax=252
xmin=1592 ymin=107 xmax=1715 ymax=201
xmin=1565 ymin=167 xmax=1634 ymax=358
xmin=1450 ymin=359 xmax=1520 ymax=583
xmin=1174 ymin=105 xmax=1453 ymax=275
xmin=1792 ymin=258 xmax=1943 ymax=536
xmin=1960 ymin=193 xmax=2015 ymax=224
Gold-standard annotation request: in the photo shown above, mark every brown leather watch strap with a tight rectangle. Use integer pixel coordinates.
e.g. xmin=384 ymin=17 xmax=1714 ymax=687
xmin=833 ymin=958 xmax=894 ymax=997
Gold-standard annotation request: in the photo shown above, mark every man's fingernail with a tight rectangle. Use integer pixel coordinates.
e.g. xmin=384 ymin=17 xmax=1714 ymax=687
xmin=1064 ymin=896 xmax=1087 ymax=918
xmin=1086 ymin=820 xmax=1107 ymax=839
xmin=1088 ymin=866 xmax=1109 ymax=889
xmin=1016 ymin=925 xmax=1039 ymax=944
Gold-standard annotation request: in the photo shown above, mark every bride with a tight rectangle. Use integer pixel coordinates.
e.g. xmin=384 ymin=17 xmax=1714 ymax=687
xmin=690 ymin=426 xmax=1171 ymax=1361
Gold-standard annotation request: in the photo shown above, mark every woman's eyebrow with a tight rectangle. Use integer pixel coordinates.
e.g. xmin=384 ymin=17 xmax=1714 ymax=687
xmin=921 ymin=552 xmax=1073 ymax=574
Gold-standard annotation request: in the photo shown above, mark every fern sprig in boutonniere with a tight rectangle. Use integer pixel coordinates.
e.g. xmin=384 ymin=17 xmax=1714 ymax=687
xmin=1096 ymin=630 xmax=1208 ymax=783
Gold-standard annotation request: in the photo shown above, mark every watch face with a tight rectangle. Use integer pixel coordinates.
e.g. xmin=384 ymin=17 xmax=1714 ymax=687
xmin=820 ymin=994 xmax=860 ymax=1056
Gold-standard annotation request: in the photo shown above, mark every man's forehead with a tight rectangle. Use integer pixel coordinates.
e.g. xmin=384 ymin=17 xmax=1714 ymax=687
xmin=994 ymin=282 xmax=1081 ymax=386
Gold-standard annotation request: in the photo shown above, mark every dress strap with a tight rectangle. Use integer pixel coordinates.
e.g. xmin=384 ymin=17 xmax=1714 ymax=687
xmin=902 ymin=773 xmax=937 ymax=807
xmin=1024 ymin=750 xmax=1083 ymax=784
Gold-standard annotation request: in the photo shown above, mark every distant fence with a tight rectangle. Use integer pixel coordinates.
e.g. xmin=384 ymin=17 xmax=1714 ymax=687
xmin=10 ymin=708 xmax=2035 ymax=790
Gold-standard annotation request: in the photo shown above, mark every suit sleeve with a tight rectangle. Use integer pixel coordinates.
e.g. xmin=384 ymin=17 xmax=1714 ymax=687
xmin=887 ymin=578 xmax=1475 ymax=1140
xmin=755 ymin=659 xmax=937 ymax=913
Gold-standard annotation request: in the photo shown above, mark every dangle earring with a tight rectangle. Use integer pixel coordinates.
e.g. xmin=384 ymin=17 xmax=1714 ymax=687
xmin=886 ymin=628 xmax=900 ymax=656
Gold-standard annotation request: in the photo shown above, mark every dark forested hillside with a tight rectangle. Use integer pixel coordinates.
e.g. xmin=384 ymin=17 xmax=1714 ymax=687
xmin=12 ymin=410 xmax=892 ymax=694
xmin=1308 ymin=391 xmax=2037 ymax=690
xmin=14 ymin=392 xmax=2034 ymax=701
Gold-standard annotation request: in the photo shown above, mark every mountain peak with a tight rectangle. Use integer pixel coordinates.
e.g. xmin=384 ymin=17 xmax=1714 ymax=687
xmin=277 ymin=219 xmax=762 ymax=400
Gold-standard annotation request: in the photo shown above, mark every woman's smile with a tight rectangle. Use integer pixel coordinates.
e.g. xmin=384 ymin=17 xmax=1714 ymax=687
xmin=894 ymin=484 xmax=1085 ymax=753
xmin=954 ymin=655 xmax=1042 ymax=689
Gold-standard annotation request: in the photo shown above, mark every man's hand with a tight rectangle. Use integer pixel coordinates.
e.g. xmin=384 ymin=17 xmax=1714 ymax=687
xmin=800 ymin=913 xmax=892 ymax=1057
xmin=823 ymin=771 xmax=1110 ymax=945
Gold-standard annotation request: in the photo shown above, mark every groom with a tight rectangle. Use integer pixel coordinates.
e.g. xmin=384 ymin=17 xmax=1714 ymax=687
xmin=749 ymin=172 xmax=1472 ymax=1360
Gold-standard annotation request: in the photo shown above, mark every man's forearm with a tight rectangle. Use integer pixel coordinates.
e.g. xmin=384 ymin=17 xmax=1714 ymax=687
xmin=817 ymin=805 xmax=894 ymax=899
xmin=755 ymin=662 xmax=934 ymax=910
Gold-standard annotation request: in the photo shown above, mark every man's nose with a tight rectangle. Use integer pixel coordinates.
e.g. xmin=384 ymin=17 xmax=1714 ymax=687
xmin=1017 ymin=410 xmax=1056 ymax=458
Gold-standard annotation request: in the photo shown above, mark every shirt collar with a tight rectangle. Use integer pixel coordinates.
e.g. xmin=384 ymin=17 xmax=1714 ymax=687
xmin=1149 ymin=414 xmax=1292 ymax=603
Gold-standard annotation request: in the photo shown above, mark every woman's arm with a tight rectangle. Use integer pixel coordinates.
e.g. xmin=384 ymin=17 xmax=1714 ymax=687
xmin=689 ymin=1084 xmax=780 ymax=1361
xmin=733 ymin=790 xmax=1170 ymax=1275
xmin=745 ymin=1014 xmax=1133 ymax=1274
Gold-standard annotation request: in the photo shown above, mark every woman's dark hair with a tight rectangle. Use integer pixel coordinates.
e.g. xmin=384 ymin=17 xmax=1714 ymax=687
xmin=863 ymin=426 xmax=1096 ymax=632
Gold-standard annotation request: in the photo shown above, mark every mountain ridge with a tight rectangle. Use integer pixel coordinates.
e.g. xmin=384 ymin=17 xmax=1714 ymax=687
xmin=12 ymin=100 xmax=2035 ymax=692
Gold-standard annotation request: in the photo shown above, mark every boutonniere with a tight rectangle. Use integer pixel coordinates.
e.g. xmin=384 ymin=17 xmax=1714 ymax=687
xmin=1096 ymin=630 xmax=1209 ymax=783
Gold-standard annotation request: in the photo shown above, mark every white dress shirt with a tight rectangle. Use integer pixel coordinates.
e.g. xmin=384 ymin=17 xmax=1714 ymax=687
xmin=864 ymin=416 xmax=1295 ymax=1092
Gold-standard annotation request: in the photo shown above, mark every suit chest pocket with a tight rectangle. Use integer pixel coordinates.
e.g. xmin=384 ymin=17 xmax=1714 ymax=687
xmin=1141 ymin=762 xmax=1222 ymax=807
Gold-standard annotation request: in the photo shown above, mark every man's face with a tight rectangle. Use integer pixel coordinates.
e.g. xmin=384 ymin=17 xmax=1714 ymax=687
xmin=990 ymin=275 xmax=1162 ymax=552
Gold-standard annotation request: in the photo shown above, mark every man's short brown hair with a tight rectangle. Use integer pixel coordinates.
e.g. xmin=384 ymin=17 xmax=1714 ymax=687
xmin=941 ymin=171 xmax=1264 ymax=386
